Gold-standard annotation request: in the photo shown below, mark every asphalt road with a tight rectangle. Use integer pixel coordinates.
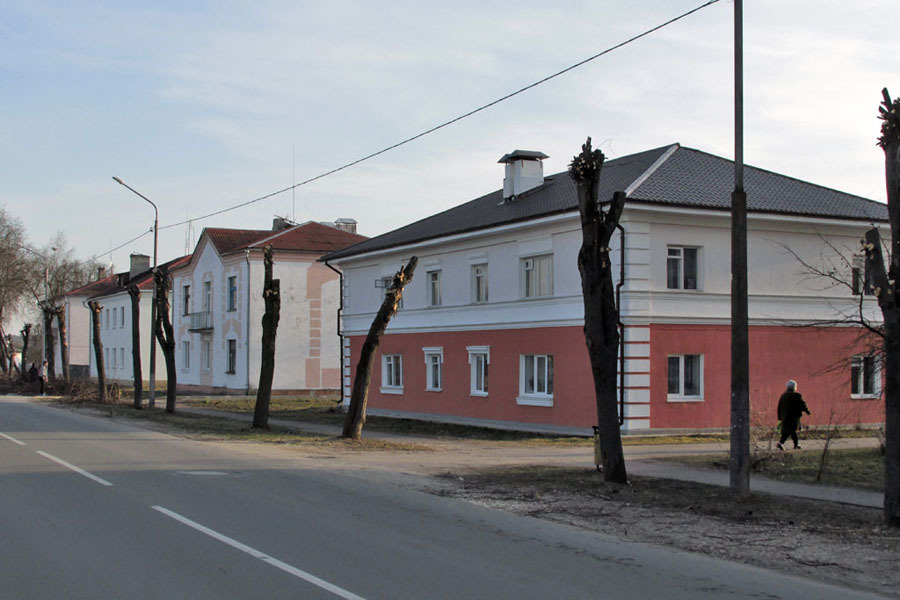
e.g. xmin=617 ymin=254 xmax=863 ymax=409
xmin=0 ymin=396 xmax=887 ymax=599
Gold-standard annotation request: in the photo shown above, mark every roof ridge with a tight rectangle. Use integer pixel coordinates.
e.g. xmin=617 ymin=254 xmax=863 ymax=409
xmin=624 ymin=143 xmax=680 ymax=197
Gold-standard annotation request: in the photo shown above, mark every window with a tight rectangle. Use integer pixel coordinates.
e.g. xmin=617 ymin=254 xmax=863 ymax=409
xmin=381 ymin=354 xmax=403 ymax=393
xmin=202 ymin=281 xmax=212 ymax=313
xmin=423 ymin=347 xmax=443 ymax=391
xmin=119 ymin=348 xmax=124 ymax=369
xmin=852 ymin=256 xmax=874 ymax=296
xmin=472 ymin=264 xmax=488 ymax=303
xmin=427 ymin=270 xmax=442 ymax=306
xmin=667 ymin=247 xmax=699 ymax=290
xmin=518 ymin=354 xmax=553 ymax=406
xmin=227 ymin=340 xmax=236 ymax=374
xmin=110 ymin=347 xmax=116 ymax=369
xmin=380 ymin=276 xmax=403 ymax=309
xmin=202 ymin=339 xmax=211 ymax=370
xmin=182 ymin=340 xmax=190 ymax=369
xmin=120 ymin=307 xmax=125 ymax=328
xmin=522 ymin=255 xmax=553 ymax=298
xmin=467 ymin=346 xmax=490 ymax=396
xmin=105 ymin=308 xmax=110 ymax=328
xmin=105 ymin=348 xmax=109 ymax=368
xmin=851 ymin=355 xmax=881 ymax=397
xmin=183 ymin=285 xmax=191 ymax=316
xmin=667 ymin=354 xmax=703 ymax=401
xmin=227 ymin=276 xmax=238 ymax=311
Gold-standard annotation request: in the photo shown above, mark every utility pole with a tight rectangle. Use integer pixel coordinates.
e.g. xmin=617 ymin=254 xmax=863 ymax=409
xmin=729 ymin=0 xmax=750 ymax=494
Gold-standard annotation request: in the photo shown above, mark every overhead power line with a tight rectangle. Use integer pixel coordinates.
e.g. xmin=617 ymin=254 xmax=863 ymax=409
xmin=160 ymin=0 xmax=720 ymax=232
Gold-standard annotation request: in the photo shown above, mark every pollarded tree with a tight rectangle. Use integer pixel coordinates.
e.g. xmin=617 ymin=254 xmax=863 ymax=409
xmin=153 ymin=265 xmax=178 ymax=413
xmin=253 ymin=246 xmax=281 ymax=429
xmin=863 ymin=88 xmax=900 ymax=526
xmin=569 ymin=138 xmax=628 ymax=483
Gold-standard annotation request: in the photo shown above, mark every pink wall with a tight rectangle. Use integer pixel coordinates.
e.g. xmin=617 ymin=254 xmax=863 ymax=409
xmin=348 ymin=324 xmax=884 ymax=430
xmin=649 ymin=324 xmax=884 ymax=429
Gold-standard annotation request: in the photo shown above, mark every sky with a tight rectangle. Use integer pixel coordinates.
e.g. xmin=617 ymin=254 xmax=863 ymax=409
xmin=2 ymin=0 xmax=899 ymax=326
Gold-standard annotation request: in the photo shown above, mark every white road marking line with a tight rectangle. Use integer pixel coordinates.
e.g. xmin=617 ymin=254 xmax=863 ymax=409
xmin=0 ymin=432 xmax=26 ymax=445
xmin=36 ymin=451 xmax=113 ymax=486
xmin=152 ymin=506 xmax=366 ymax=600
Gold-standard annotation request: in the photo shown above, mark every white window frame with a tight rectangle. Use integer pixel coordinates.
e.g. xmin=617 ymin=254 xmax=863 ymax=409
xmin=380 ymin=354 xmax=403 ymax=394
xmin=423 ymin=347 xmax=443 ymax=392
xmin=380 ymin=276 xmax=403 ymax=309
xmin=851 ymin=354 xmax=881 ymax=398
xmin=666 ymin=246 xmax=700 ymax=291
xmin=517 ymin=353 xmax=554 ymax=407
xmin=182 ymin=340 xmax=190 ymax=369
xmin=667 ymin=354 xmax=704 ymax=402
xmin=202 ymin=280 xmax=212 ymax=313
xmin=471 ymin=264 xmax=488 ymax=303
xmin=427 ymin=270 xmax=442 ymax=307
xmin=521 ymin=254 xmax=553 ymax=298
xmin=182 ymin=284 xmax=191 ymax=316
xmin=467 ymin=346 xmax=490 ymax=397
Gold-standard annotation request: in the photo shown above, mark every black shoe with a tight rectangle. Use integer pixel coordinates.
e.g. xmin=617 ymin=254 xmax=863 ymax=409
xmin=794 ymin=445 xmax=801 ymax=450
xmin=776 ymin=442 xmax=784 ymax=451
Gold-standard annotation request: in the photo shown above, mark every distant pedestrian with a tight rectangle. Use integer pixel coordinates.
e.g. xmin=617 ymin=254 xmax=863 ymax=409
xmin=28 ymin=363 xmax=37 ymax=383
xmin=38 ymin=360 xmax=48 ymax=396
xmin=777 ymin=379 xmax=810 ymax=450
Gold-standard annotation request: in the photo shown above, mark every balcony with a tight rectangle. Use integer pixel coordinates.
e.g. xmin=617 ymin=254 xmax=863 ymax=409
xmin=188 ymin=310 xmax=213 ymax=331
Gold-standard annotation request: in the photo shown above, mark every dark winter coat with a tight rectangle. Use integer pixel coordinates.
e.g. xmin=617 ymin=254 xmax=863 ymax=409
xmin=777 ymin=391 xmax=810 ymax=426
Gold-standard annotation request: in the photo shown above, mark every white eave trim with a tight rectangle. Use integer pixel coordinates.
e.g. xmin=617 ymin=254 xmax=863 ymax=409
xmin=624 ymin=143 xmax=680 ymax=197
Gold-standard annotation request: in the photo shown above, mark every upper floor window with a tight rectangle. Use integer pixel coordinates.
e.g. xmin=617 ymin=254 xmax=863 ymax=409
xmin=522 ymin=254 xmax=553 ymax=298
xmin=381 ymin=354 xmax=403 ymax=394
xmin=227 ymin=276 xmax=238 ymax=311
xmin=427 ymin=271 xmax=442 ymax=307
xmin=667 ymin=354 xmax=703 ymax=401
xmin=852 ymin=256 xmax=874 ymax=296
xmin=182 ymin=285 xmax=191 ymax=316
xmin=379 ymin=276 xmax=403 ymax=309
xmin=106 ymin=308 xmax=111 ymax=329
xmin=423 ymin=347 xmax=443 ymax=391
xmin=202 ymin=281 xmax=212 ymax=313
xmin=467 ymin=346 xmax=489 ymax=396
xmin=851 ymin=355 xmax=881 ymax=397
xmin=120 ymin=307 xmax=125 ymax=328
xmin=472 ymin=264 xmax=489 ymax=303
xmin=667 ymin=247 xmax=698 ymax=290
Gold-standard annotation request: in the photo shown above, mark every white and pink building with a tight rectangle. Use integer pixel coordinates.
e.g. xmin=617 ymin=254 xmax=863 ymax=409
xmin=325 ymin=144 xmax=887 ymax=433
xmin=171 ymin=219 xmax=365 ymax=394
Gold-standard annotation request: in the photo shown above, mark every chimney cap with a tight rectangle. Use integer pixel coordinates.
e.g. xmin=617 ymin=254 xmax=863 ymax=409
xmin=498 ymin=150 xmax=549 ymax=164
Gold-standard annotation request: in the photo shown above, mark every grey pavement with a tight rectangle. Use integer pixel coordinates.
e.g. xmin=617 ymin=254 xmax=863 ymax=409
xmin=177 ymin=404 xmax=884 ymax=509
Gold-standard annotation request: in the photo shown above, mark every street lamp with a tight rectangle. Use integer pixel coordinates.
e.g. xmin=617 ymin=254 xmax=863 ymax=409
xmin=113 ymin=176 xmax=159 ymax=409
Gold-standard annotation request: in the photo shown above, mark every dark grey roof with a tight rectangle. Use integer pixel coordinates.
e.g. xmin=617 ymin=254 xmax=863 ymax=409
xmin=325 ymin=144 xmax=888 ymax=261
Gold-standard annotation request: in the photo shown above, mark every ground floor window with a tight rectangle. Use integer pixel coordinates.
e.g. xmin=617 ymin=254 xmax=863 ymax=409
xmin=851 ymin=355 xmax=880 ymax=397
xmin=182 ymin=340 xmax=190 ymax=369
xmin=517 ymin=354 xmax=553 ymax=406
xmin=381 ymin=354 xmax=403 ymax=394
xmin=423 ymin=347 xmax=442 ymax=391
xmin=202 ymin=339 xmax=211 ymax=370
xmin=226 ymin=339 xmax=236 ymax=374
xmin=467 ymin=346 xmax=489 ymax=396
xmin=667 ymin=354 xmax=703 ymax=401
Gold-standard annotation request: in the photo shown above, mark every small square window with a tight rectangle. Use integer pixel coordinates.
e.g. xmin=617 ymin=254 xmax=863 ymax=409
xmin=517 ymin=354 xmax=553 ymax=406
xmin=381 ymin=354 xmax=403 ymax=393
xmin=667 ymin=247 xmax=699 ymax=290
xmin=667 ymin=354 xmax=703 ymax=401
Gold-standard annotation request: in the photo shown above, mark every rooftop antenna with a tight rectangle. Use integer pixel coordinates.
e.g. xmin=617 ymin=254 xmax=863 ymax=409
xmin=292 ymin=140 xmax=296 ymax=223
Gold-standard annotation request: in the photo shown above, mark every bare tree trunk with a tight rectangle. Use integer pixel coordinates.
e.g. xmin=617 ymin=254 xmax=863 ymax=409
xmin=569 ymin=138 xmax=628 ymax=483
xmin=868 ymin=87 xmax=900 ymax=526
xmin=343 ymin=257 xmax=418 ymax=440
xmin=253 ymin=247 xmax=281 ymax=429
xmin=54 ymin=306 xmax=70 ymax=383
xmin=153 ymin=266 xmax=177 ymax=413
xmin=20 ymin=324 xmax=31 ymax=379
xmin=43 ymin=308 xmax=55 ymax=380
xmin=88 ymin=301 xmax=106 ymax=403
xmin=0 ymin=325 xmax=9 ymax=375
xmin=128 ymin=285 xmax=143 ymax=409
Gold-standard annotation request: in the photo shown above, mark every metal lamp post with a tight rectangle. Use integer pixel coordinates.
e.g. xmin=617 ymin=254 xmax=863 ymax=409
xmin=113 ymin=176 xmax=158 ymax=409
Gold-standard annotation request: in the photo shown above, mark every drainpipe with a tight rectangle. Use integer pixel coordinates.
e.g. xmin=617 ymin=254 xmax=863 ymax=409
xmin=324 ymin=260 xmax=344 ymax=405
xmin=245 ymin=249 xmax=252 ymax=395
xmin=615 ymin=223 xmax=626 ymax=426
